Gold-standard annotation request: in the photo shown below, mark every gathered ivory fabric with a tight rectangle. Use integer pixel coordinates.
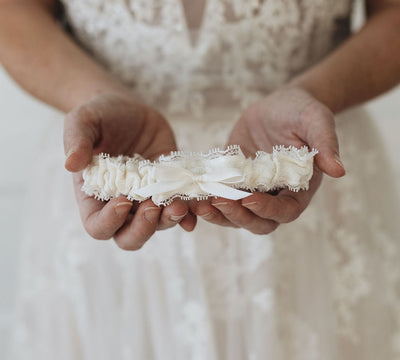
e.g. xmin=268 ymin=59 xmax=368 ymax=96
xmin=82 ymin=145 xmax=317 ymax=206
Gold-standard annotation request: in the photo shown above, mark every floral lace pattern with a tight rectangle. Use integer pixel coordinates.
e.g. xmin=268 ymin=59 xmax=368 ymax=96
xmin=61 ymin=0 xmax=353 ymax=116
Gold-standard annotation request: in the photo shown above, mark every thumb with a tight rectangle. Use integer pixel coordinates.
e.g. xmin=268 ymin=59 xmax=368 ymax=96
xmin=64 ymin=107 xmax=99 ymax=172
xmin=303 ymin=108 xmax=345 ymax=178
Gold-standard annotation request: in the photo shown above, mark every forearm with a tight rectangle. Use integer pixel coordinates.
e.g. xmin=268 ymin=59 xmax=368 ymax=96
xmin=0 ymin=1 xmax=128 ymax=113
xmin=290 ymin=6 xmax=400 ymax=113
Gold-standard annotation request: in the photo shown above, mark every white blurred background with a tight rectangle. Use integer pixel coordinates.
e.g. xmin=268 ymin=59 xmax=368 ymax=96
xmin=1 ymin=2 xmax=400 ymax=355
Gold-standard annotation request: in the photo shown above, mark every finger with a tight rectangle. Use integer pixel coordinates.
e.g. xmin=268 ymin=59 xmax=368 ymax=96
xmin=114 ymin=200 xmax=161 ymax=251
xmin=84 ymin=198 xmax=133 ymax=240
xmin=73 ymin=172 xmax=133 ymax=239
xmin=241 ymin=191 xmax=309 ymax=223
xmin=189 ymin=200 xmax=237 ymax=228
xmin=64 ymin=106 xmax=100 ymax=172
xmin=157 ymin=199 xmax=189 ymax=231
xmin=179 ymin=211 xmax=197 ymax=232
xmin=300 ymin=103 xmax=345 ymax=178
xmin=211 ymin=198 xmax=278 ymax=235
xmin=241 ymin=163 xmax=322 ymax=223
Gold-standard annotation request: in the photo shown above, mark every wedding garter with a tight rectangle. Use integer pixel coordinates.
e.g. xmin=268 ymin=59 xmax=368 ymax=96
xmin=82 ymin=145 xmax=318 ymax=206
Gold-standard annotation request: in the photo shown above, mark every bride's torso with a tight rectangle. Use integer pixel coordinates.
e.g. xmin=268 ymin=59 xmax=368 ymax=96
xmin=61 ymin=0 xmax=354 ymax=116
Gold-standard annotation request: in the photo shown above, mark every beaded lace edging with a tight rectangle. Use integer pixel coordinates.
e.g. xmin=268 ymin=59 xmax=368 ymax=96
xmin=82 ymin=145 xmax=318 ymax=206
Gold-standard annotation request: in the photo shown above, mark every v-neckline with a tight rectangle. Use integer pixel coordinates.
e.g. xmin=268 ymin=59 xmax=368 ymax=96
xmin=179 ymin=0 xmax=208 ymax=48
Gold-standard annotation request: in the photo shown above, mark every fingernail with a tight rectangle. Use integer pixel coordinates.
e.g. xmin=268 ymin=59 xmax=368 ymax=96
xmin=66 ymin=149 xmax=76 ymax=159
xmin=170 ymin=212 xmax=187 ymax=222
xmin=212 ymin=202 xmax=232 ymax=214
xmin=144 ymin=207 xmax=160 ymax=223
xmin=242 ymin=201 xmax=259 ymax=210
xmin=115 ymin=202 xmax=132 ymax=216
xmin=201 ymin=212 xmax=215 ymax=220
xmin=334 ymin=155 xmax=345 ymax=170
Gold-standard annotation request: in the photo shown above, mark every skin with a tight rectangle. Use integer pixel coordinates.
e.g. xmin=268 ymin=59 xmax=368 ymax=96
xmin=0 ymin=0 xmax=399 ymax=246
xmin=65 ymin=93 xmax=197 ymax=250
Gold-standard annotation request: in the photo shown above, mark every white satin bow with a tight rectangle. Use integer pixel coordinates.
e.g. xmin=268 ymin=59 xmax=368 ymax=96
xmin=134 ymin=164 xmax=251 ymax=200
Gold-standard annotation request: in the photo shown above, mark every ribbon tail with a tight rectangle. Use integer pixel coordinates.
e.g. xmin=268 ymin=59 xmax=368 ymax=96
xmin=199 ymin=182 xmax=251 ymax=200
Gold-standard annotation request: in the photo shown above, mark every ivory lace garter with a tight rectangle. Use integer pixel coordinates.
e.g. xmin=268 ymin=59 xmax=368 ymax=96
xmin=82 ymin=145 xmax=318 ymax=206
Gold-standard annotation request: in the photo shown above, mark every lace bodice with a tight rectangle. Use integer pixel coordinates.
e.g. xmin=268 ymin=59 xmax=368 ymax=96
xmin=61 ymin=0 xmax=353 ymax=115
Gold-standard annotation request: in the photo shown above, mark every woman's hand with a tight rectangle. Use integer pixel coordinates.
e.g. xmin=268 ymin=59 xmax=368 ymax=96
xmin=64 ymin=92 xmax=196 ymax=250
xmin=190 ymin=87 xmax=345 ymax=234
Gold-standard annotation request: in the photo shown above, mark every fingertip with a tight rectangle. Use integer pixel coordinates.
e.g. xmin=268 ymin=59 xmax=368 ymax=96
xmin=114 ymin=199 xmax=133 ymax=218
xmin=333 ymin=157 xmax=346 ymax=177
xmin=315 ymin=154 xmax=346 ymax=178
xmin=142 ymin=202 xmax=162 ymax=224
xmin=179 ymin=212 xmax=197 ymax=232
xmin=168 ymin=199 xmax=189 ymax=218
xmin=330 ymin=167 xmax=346 ymax=178
xmin=313 ymin=160 xmax=345 ymax=178
xmin=64 ymin=146 xmax=93 ymax=172
xmin=64 ymin=151 xmax=79 ymax=172
xmin=113 ymin=200 xmax=160 ymax=250
xmin=84 ymin=198 xmax=132 ymax=240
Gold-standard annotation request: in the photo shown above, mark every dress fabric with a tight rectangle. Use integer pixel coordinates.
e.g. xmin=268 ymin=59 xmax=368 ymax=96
xmin=11 ymin=1 xmax=400 ymax=359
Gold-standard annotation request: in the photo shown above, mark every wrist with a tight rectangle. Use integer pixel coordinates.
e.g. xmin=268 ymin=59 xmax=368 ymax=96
xmin=287 ymin=75 xmax=344 ymax=114
xmin=64 ymin=76 xmax=135 ymax=113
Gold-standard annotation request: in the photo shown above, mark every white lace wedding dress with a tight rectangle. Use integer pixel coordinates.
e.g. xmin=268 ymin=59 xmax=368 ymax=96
xmin=11 ymin=1 xmax=400 ymax=359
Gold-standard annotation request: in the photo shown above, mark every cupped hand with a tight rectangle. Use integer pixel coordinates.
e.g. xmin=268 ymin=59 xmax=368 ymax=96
xmin=190 ymin=86 xmax=345 ymax=234
xmin=64 ymin=92 xmax=196 ymax=250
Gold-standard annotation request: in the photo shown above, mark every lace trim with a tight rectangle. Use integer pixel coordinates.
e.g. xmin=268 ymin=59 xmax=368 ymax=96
xmin=82 ymin=145 xmax=317 ymax=206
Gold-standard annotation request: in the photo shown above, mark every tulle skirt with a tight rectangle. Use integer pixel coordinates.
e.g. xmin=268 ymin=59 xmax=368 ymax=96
xmin=10 ymin=106 xmax=400 ymax=360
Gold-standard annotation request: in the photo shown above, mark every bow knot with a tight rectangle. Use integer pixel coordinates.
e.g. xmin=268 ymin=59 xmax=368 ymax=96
xmin=193 ymin=174 xmax=205 ymax=182
xmin=134 ymin=164 xmax=251 ymax=200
